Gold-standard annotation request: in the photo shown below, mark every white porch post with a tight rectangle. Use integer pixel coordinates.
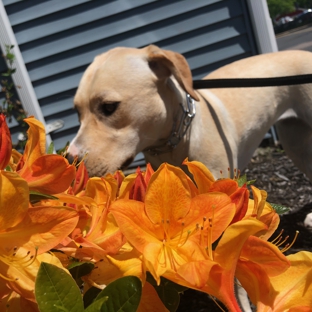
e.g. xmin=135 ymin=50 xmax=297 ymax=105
xmin=246 ymin=0 xmax=278 ymax=53
xmin=0 ymin=1 xmax=52 ymax=145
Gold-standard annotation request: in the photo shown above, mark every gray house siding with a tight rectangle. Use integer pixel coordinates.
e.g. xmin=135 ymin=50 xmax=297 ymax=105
xmin=1 ymin=0 xmax=258 ymax=166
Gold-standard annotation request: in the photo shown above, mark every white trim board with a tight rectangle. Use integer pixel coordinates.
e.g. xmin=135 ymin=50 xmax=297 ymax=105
xmin=0 ymin=1 xmax=52 ymax=145
xmin=246 ymin=0 xmax=278 ymax=53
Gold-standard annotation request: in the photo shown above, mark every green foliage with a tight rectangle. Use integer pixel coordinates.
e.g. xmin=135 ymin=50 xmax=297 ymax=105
xmin=1 ymin=44 xmax=28 ymax=149
xmin=1 ymin=45 xmax=27 ymax=122
xmin=35 ymin=262 xmax=84 ymax=312
xmin=147 ymin=273 xmax=187 ymax=312
xmin=94 ymin=276 xmax=142 ymax=312
xmin=267 ymin=0 xmax=295 ymax=18
xmin=35 ymin=262 xmax=142 ymax=312
xmin=68 ymin=261 xmax=94 ymax=288
xmin=295 ymin=0 xmax=312 ymax=8
xmin=270 ymin=202 xmax=290 ymax=214
xmin=47 ymin=142 xmax=55 ymax=154
xmin=267 ymin=0 xmax=312 ymax=19
xmin=83 ymin=287 xmax=102 ymax=309
xmin=236 ymin=174 xmax=256 ymax=187
xmin=29 ymin=191 xmax=58 ymax=204
xmin=84 ymin=296 xmax=109 ymax=312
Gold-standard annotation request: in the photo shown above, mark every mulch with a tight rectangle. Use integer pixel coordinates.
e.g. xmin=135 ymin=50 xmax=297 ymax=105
xmin=177 ymin=145 xmax=312 ymax=312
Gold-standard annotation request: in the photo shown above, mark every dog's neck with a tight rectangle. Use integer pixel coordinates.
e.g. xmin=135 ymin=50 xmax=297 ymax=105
xmin=143 ymin=78 xmax=195 ymax=169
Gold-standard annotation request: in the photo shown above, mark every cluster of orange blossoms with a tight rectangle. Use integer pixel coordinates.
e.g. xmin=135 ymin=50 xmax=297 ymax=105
xmin=0 ymin=114 xmax=312 ymax=312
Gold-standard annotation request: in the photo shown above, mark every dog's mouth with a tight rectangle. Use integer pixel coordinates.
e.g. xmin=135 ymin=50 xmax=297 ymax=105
xmin=119 ymin=156 xmax=134 ymax=171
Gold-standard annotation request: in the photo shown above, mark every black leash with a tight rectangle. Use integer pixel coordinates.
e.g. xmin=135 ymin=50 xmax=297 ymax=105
xmin=193 ymin=73 xmax=312 ymax=89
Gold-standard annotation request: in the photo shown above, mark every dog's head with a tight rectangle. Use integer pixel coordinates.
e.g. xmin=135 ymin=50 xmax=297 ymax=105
xmin=67 ymin=45 xmax=198 ymax=177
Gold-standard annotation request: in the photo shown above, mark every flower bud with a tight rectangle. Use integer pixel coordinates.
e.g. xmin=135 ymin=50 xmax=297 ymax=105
xmin=0 ymin=114 xmax=12 ymax=170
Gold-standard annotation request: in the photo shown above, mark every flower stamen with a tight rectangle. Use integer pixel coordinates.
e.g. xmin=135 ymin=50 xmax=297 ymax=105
xmin=281 ymin=231 xmax=299 ymax=253
xmin=271 ymin=229 xmax=284 ymax=244
xmin=207 ymin=217 xmax=213 ymax=260
xmin=0 ymin=246 xmax=38 ymax=281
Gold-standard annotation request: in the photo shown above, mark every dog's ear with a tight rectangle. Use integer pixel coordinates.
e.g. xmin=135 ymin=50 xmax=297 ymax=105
xmin=146 ymin=45 xmax=199 ymax=101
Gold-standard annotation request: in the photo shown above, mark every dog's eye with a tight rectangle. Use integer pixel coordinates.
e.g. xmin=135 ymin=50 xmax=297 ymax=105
xmin=99 ymin=102 xmax=119 ymax=116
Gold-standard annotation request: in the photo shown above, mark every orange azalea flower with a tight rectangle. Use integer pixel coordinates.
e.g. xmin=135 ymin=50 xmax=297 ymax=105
xmin=0 ymin=170 xmax=78 ymax=301
xmin=183 ymin=159 xmax=249 ymax=223
xmin=137 ymin=281 xmax=169 ymax=312
xmin=119 ymin=163 xmax=154 ymax=201
xmin=182 ymin=158 xmax=215 ymax=193
xmin=245 ymin=185 xmax=280 ymax=240
xmin=0 ymin=288 xmax=40 ymax=312
xmin=84 ymin=247 xmax=143 ymax=288
xmin=235 ymin=235 xmax=290 ymax=306
xmin=56 ymin=175 xmax=126 ymax=262
xmin=225 ymin=186 xmax=290 ymax=310
xmin=71 ymin=161 xmax=89 ymax=195
xmin=13 ymin=117 xmax=76 ymax=194
xmin=0 ymin=114 xmax=12 ymax=170
xmin=110 ymin=163 xmax=236 ymax=285
xmin=172 ymin=218 xmax=268 ymax=312
xmin=256 ymin=251 xmax=312 ymax=312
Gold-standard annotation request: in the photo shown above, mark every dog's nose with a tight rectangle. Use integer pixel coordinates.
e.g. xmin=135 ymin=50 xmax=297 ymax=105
xmin=66 ymin=142 xmax=81 ymax=164
xmin=66 ymin=152 xmax=77 ymax=165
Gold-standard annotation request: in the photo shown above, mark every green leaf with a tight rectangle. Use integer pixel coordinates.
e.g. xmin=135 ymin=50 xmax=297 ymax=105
xmin=270 ymin=203 xmax=290 ymax=215
xmin=57 ymin=141 xmax=70 ymax=155
xmin=47 ymin=141 xmax=55 ymax=154
xmin=247 ymin=179 xmax=257 ymax=185
xmin=6 ymin=52 xmax=15 ymax=60
xmin=148 ymin=277 xmax=182 ymax=312
xmin=35 ymin=262 xmax=84 ymax=312
xmin=83 ymin=287 xmax=102 ymax=308
xmin=29 ymin=190 xmax=58 ymax=203
xmin=5 ymin=165 xmax=12 ymax=171
xmin=146 ymin=273 xmax=187 ymax=293
xmin=84 ymin=296 xmax=108 ymax=312
xmin=236 ymin=174 xmax=256 ymax=187
xmin=68 ymin=261 xmax=94 ymax=287
xmin=95 ymin=276 xmax=142 ymax=312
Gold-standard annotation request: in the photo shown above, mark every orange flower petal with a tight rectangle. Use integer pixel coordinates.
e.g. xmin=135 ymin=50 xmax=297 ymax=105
xmin=4 ymin=252 xmax=67 ymax=302
xmin=17 ymin=117 xmax=46 ymax=171
xmin=209 ymin=179 xmax=238 ymax=195
xmin=137 ymin=282 xmax=169 ymax=312
xmin=111 ymin=200 xmax=162 ymax=250
xmin=240 ymin=236 xmax=290 ymax=277
xmin=214 ymin=219 xmax=267 ymax=271
xmin=21 ymin=155 xmax=76 ymax=194
xmin=236 ymin=260 xmax=274 ymax=306
xmin=177 ymin=260 xmax=216 ymax=288
xmin=0 ymin=171 xmax=28 ymax=229
xmin=187 ymin=193 xmax=235 ymax=243
xmin=0 ymin=206 xmax=78 ymax=254
xmin=256 ymin=251 xmax=312 ymax=311
xmin=182 ymin=158 xmax=215 ymax=193
xmin=145 ymin=163 xmax=191 ymax=225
